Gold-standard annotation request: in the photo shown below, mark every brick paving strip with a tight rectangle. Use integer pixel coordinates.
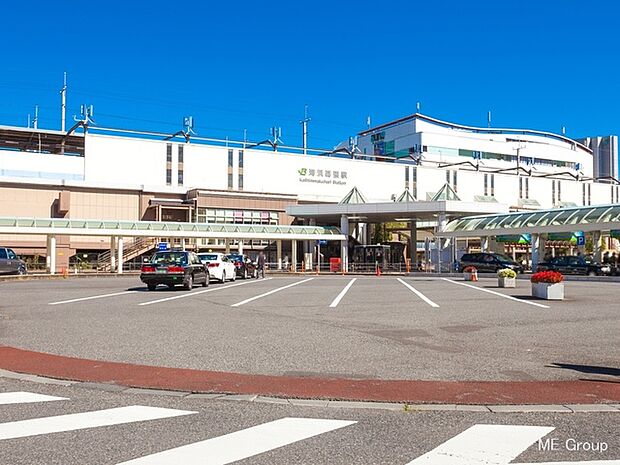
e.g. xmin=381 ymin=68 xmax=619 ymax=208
xmin=0 ymin=346 xmax=618 ymax=405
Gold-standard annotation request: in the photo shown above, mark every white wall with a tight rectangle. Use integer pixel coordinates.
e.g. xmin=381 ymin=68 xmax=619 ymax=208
xmin=0 ymin=149 xmax=84 ymax=181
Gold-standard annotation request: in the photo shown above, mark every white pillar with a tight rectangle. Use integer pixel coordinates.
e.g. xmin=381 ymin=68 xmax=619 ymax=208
xmin=481 ymin=236 xmax=490 ymax=253
xmin=276 ymin=240 xmax=282 ymax=270
xmin=110 ymin=237 xmax=117 ymax=272
xmin=225 ymin=240 xmax=230 ymax=254
xmin=181 ymin=238 xmax=186 ymax=251
xmin=48 ymin=235 xmax=56 ymax=274
xmin=117 ymin=237 xmax=124 ymax=275
xmin=340 ymin=214 xmax=349 ymax=273
xmin=531 ymin=233 xmax=540 ymax=271
xmin=238 ymin=240 xmax=244 ymax=254
xmin=291 ymin=239 xmax=297 ymax=272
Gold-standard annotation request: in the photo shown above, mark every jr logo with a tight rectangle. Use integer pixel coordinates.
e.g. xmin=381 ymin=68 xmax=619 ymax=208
xmin=298 ymin=168 xmax=307 ymax=176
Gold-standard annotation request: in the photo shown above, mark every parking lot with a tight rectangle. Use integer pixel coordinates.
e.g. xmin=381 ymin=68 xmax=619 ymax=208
xmin=1 ymin=274 xmax=618 ymax=384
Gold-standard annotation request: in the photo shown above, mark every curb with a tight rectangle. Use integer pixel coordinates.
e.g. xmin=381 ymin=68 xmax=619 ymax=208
xmin=1 ymin=346 xmax=619 ymax=407
xmin=1 ymin=369 xmax=619 ymax=413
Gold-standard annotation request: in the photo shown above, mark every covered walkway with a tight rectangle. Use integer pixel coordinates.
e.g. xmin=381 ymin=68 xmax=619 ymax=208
xmin=0 ymin=217 xmax=345 ymax=274
xmin=441 ymin=204 xmax=620 ymax=268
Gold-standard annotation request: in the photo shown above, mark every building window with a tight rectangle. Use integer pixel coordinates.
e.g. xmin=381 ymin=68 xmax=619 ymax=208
xmin=405 ymin=166 xmax=409 ymax=189
xmin=178 ymin=170 xmax=184 ymax=186
xmin=238 ymin=150 xmax=244 ymax=168
xmin=484 ymin=174 xmax=488 ymax=196
xmin=166 ymin=168 xmax=172 ymax=186
xmin=412 ymin=166 xmax=417 ymax=199
xmin=178 ymin=145 xmax=184 ymax=163
xmin=166 ymin=144 xmax=172 ymax=163
xmin=552 ymin=180 xmax=556 ymax=205
xmin=484 ymin=174 xmax=495 ymax=196
xmin=227 ymin=149 xmax=233 ymax=190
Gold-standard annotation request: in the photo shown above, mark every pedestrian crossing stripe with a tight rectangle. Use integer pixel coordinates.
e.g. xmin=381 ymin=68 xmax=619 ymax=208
xmin=0 ymin=405 xmax=196 ymax=441
xmin=116 ymin=417 xmax=356 ymax=465
xmin=0 ymin=391 xmax=68 ymax=405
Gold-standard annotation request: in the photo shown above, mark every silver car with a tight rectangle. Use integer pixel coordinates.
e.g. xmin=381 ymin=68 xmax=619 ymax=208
xmin=0 ymin=247 xmax=27 ymax=275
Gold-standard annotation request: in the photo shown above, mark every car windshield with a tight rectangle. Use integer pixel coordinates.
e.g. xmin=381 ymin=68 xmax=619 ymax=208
xmin=151 ymin=252 xmax=187 ymax=265
xmin=227 ymin=254 xmax=243 ymax=262
xmin=494 ymin=254 xmax=514 ymax=263
xmin=199 ymin=254 xmax=219 ymax=261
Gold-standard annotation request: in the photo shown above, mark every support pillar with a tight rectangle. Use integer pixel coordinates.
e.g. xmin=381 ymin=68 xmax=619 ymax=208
xmin=225 ymin=239 xmax=230 ymax=254
xmin=181 ymin=238 xmax=186 ymax=251
xmin=238 ymin=240 xmax=244 ymax=255
xmin=593 ymin=231 xmax=602 ymax=263
xmin=437 ymin=213 xmax=447 ymax=273
xmin=117 ymin=237 xmax=124 ymax=275
xmin=409 ymin=220 xmax=418 ymax=271
xmin=531 ymin=233 xmax=540 ymax=271
xmin=481 ymin=236 xmax=490 ymax=253
xmin=276 ymin=240 xmax=282 ymax=270
xmin=340 ymin=214 xmax=349 ymax=273
xmin=47 ymin=235 xmax=56 ymax=274
xmin=110 ymin=237 xmax=117 ymax=272
xmin=291 ymin=239 xmax=297 ymax=272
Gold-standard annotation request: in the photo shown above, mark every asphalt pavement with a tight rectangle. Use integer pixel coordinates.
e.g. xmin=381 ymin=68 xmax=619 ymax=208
xmin=0 ymin=377 xmax=618 ymax=465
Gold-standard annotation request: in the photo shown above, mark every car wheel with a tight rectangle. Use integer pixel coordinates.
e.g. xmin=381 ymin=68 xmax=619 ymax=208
xmin=201 ymin=274 xmax=208 ymax=287
xmin=232 ymin=271 xmax=236 ymax=281
xmin=147 ymin=283 xmax=157 ymax=291
xmin=221 ymin=271 xmax=226 ymax=283
xmin=184 ymin=274 xmax=194 ymax=290
xmin=17 ymin=265 xmax=27 ymax=275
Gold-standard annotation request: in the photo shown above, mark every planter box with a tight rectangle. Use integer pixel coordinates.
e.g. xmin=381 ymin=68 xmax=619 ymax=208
xmin=498 ymin=276 xmax=516 ymax=288
xmin=463 ymin=271 xmax=478 ymax=281
xmin=532 ymin=282 xmax=564 ymax=300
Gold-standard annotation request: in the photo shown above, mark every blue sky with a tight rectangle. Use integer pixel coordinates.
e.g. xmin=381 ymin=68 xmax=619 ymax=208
xmin=1 ymin=1 xmax=618 ymax=149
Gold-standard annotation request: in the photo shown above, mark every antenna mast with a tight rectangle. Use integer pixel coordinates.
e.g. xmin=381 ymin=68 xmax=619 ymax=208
xmin=60 ymin=72 xmax=67 ymax=132
xmin=300 ymin=104 xmax=311 ymax=155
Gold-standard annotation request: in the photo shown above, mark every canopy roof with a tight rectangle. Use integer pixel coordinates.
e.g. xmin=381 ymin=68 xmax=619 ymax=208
xmin=442 ymin=204 xmax=620 ymax=237
xmin=0 ymin=217 xmax=345 ymax=241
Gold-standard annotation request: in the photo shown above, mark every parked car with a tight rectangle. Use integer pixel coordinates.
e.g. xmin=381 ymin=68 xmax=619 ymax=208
xmin=536 ymin=255 xmax=611 ymax=276
xmin=0 ymin=247 xmax=27 ymax=275
xmin=459 ymin=252 xmax=524 ymax=273
xmin=197 ymin=252 xmax=237 ymax=282
xmin=140 ymin=250 xmax=208 ymax=291
xmin=226 ymin=253 xmax=258 ymax=279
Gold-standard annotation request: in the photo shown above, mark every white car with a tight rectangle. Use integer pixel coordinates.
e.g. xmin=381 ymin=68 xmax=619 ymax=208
xmin=197 ymin=252 xmax=237 ymax=282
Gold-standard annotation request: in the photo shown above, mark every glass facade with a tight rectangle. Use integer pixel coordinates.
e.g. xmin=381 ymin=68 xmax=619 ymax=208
xmin=193 ymin=208 xmax=279 ymax=247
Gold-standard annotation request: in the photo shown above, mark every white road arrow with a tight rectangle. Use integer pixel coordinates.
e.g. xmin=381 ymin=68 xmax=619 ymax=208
xmin=406 ymin=424 xmax=619 ymax=465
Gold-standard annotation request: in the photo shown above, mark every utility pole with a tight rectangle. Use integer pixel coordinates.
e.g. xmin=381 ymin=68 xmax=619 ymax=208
xmin=60 ymin=72 xmax=67 ymax=132
xmin=300 ymin=104 xmax=310 ymax=155
xmin=33 ymin=105 xmax=39 ymax=129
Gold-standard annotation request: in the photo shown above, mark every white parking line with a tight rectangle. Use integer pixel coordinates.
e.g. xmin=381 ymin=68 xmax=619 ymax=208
xmin=116 ymin=417 xmax=356 ymax=465
xmin=329 ymin=278 xmax=357 ymax=308
xmin=49 ymin=290 xmax=138 ymax=306
xmin=397 ymin=278 xmax=440 ymax=308
xmin=139 ymin=278 xmax=272 ymax=306
xmin=0 ymin=392 xmax=68 ymax=405
xmin=0 ymin=405 xmax=196 ymax=441
xmin=441 ymin=278 xmax=550 ymax=308
xmin=231 ymin=278 xmax=314 ymax=307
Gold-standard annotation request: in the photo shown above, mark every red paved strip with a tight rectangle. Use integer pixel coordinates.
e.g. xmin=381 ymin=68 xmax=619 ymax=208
xmin=0 ymin=346 xmax=618 ymax=405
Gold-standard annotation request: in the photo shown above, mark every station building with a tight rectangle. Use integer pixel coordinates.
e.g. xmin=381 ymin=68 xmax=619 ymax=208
xmin=0 ymin=113 xmax=618 ymax=270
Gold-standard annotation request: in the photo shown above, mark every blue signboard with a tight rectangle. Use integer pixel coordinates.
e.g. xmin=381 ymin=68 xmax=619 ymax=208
xmin=576 ymin=235 xmax=586 ymax=246
xmin=157 ymin=242 xmax=170 ymax=251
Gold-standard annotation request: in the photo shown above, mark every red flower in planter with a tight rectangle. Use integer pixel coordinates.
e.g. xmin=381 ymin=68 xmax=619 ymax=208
xmin=531 ymin=270 xmax=564 ymax=284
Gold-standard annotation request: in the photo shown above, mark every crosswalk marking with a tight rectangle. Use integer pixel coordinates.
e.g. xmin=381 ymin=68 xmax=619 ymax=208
xmin=231 ymin=278 xmax=314 ymax=307
xmin=397 ymin=278 xmax=440 ymax=308
xmin=0 ymin=391 xmax=68 ymax=405
xmin=116 ymin=417 xmax=356 ymax=464
xmin=0 ymin=405 xmax=196 ymax=441
xmin=329 ymin=278 xmax=356 ymax=308
xmin=406 ymin=424 xmax=554 ymax=464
